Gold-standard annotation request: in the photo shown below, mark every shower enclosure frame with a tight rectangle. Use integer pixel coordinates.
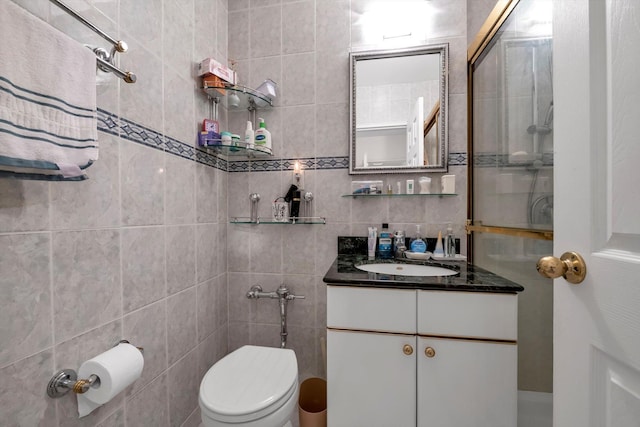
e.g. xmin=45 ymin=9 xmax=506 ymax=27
xmin=466 ymin=0 xmax=553 ymax=261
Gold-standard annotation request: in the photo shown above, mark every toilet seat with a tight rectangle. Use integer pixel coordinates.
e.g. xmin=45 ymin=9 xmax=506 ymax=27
xmin=200 ymin=345 xmax=298 ymax=424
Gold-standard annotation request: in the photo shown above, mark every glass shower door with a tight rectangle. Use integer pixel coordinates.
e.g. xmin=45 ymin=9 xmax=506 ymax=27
xmin=468 ymin=0 xmax=554 ymax=414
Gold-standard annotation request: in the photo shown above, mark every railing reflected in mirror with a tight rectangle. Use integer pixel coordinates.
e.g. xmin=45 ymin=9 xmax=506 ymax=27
xmin=349 ymin=44 xmax=449 ymax=174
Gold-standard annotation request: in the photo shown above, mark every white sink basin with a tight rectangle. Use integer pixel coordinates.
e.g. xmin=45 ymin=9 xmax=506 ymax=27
xmin=356 ymin=263 xmax=457 ymax=277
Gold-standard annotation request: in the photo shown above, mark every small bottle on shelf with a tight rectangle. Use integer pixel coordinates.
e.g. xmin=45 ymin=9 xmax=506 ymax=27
xmin=445 ymin=223 xmax=456 ymax=257
xmin=244 ymin=121 xmax=254 ymax=149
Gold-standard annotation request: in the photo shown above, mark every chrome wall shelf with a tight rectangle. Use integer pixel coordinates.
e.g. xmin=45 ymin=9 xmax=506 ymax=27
xmin=203 ymin=82 xmax=273 ymax=110
xmin=230 ymin=216 xmax=326 ymax=225
xmin=200 ymin=139 xmax=272 ymax=157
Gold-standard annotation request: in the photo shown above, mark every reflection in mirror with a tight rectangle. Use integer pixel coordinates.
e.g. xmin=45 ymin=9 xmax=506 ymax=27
xmin=349 ymin=44 xmax=449 ymax=174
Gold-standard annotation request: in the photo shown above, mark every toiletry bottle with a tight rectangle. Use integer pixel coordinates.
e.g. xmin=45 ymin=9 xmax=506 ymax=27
xmin=393 ymin=230 xmax=406 ymax=255
xmin=406 ymin=179 xmax=415 ymax=194
xmin=409 ymin=225 xmax=427 ymax=253
xmin=433 ymin=230 xmax=445 ymax=257
xmin=368 ymin=227 xmax=378 ymax=259
xmin=379 ymin=230 xmax=392 ymax=259
xmin=254 ymin=118 xmax=271 ymax=151
xmin=244 ymin=121 xmax=254 ymax=149
xmin=445 ymin=223 xmax=456 ymax=257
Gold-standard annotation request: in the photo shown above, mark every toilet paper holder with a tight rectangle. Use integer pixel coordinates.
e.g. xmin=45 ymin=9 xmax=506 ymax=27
xmin=46 ymin=340 xmax=143 ymax=398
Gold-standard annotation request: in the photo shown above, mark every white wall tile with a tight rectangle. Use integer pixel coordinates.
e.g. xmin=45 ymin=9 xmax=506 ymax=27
xmin=52 ymin=230 xmax=121 ymax=343
xmin=0 ymin=233 xmax=51 ymax=367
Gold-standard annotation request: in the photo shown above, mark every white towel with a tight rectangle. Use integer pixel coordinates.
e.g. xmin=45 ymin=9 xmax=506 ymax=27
xmin=0 ymin=0 xmax=98 ymax=180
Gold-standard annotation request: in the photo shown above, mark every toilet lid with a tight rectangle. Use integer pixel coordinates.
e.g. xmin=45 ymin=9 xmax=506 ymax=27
xmin=200 ymin=345 xmax=298 ymax=419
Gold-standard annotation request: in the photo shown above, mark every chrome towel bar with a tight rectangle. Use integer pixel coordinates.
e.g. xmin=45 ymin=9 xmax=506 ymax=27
xmin=49 ymin=0 xmax=136 ymax=83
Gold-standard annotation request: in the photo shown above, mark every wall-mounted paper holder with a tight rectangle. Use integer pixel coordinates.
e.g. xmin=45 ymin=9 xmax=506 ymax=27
xmin=46 ymin=340 xmax=143 ymax=398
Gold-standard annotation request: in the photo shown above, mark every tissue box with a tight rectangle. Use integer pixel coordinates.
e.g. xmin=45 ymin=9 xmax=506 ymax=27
xmin=198 ymin=58 xmax=237 ymax=84
xmin=198 ymin=131 xmax=222 ymax=147
xmin=351 ymin=180 xmax=384 ymax=195
xmin=203 ymin=75 xmax=227 ymax=95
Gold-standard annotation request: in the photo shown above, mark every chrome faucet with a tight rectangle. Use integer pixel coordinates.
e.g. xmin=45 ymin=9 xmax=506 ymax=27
xmin=246 ymin=284 xmax=305 ymax=348
xmin=394 ymin=230 xmax=407 ymax=259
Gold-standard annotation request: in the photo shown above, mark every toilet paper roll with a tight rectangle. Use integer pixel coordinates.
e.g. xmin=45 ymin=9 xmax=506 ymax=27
xmin=77 ymin=343 xmax=144 ymax=417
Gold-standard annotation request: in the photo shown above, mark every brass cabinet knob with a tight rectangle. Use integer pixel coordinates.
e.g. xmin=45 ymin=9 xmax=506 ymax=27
xmin=536 ymin=251 xmax=587 ymax=284
xmin=403 ymin=344 xmax=414 ymax=355
xmin=424 ymin=347 xmax=436 ymax=358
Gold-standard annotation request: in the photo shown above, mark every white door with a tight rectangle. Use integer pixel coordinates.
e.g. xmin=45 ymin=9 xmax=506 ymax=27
xmin=554 ymin=1 xmax=640 ymax=425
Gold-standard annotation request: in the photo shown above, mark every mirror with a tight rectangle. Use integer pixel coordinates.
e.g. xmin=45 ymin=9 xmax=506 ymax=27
xmin=349 ymin=44 xmax=449 ymax=174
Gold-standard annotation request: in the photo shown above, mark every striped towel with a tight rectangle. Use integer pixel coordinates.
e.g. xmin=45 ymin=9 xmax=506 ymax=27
xmin=0 ymin=0 xmax=97 ymax=180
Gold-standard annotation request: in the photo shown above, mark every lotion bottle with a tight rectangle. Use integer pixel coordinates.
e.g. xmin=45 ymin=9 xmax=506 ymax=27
xmin=254 ymin=118 xmax=271 ymax=152
xmin=244 ymin=121 xmax=254 ymax=149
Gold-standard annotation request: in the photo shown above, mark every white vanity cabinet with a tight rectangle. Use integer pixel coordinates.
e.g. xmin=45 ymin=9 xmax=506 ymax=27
xmin=327 ymin=287 xmax=417 ymax=426
xmin=416 ymin=290 xmax=517 ymax=426
xmin=327 ymin=285 xmax=518 ymax=427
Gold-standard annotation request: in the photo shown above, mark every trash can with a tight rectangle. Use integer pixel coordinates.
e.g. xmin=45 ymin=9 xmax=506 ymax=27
xmin=298 ymin=377 xmax=327 ymax=427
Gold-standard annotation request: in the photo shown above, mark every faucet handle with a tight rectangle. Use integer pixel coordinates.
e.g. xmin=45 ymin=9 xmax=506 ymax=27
xmin=286 ymin=294 xmax=305 ymax=300
xmin=246 ymin=285 xmax=263 ymax=299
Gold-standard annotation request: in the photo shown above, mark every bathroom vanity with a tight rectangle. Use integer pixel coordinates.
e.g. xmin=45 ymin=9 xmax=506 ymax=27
xmin=323 ymin=255 xmax=523 ymax=427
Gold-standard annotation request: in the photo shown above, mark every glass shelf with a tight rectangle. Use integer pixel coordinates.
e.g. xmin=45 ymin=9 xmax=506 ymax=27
xmin=230 ymin=216 xmax=326 ymax=225
xmin=200 ymin=138 xmax=273 ymax=157
xmin=203 ymin=82 xmax=273 ymax=110
xmin=342 ymin=193 xmax=457 ymax=198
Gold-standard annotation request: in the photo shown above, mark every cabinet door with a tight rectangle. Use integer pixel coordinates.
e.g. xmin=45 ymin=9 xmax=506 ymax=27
xmin=417 ymin=337 xmax=517 ymax=427
xmin=328 ymin=330 xmax=416 ymax=427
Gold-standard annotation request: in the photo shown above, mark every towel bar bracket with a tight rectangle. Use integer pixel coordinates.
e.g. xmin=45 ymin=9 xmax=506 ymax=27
xmin=92 ymin=47 xmax=137 ymax=83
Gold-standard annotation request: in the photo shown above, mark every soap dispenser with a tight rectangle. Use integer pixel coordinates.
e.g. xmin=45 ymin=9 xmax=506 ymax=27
xmin=409 ymin=225 xmax=427 ymax=253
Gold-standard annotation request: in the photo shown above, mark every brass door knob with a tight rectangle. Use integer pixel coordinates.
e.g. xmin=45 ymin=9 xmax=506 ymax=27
xmin=424 ymin=347 xmax=436 ymax=358
xmin=403 ymin=344 xmax=414 ymax=355
xmin=536 ymin=251 xmax=587 ymax=284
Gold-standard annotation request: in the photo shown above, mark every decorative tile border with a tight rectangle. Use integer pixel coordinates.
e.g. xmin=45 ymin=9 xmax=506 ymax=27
xmin=448 ymin=152 xmax=467 ymax=166
xmin=96 ymin=109 xmax=469 ymax=173
xmin=474 ymin=152 xmax=553 ymax=168
xmin=97 ymin=108 xmax=227 ymax=171
xmin=227 ymin=156 xmax=351 ymax=172
xmin=228 ymin=154 xmax=465 ymax=172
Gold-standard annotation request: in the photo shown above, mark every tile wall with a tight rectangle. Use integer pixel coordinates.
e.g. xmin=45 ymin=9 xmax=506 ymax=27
xmin=0 ymin=0 xmax=228 ymax=425
xmin=225 ymin=0 xmax=469 ymax=379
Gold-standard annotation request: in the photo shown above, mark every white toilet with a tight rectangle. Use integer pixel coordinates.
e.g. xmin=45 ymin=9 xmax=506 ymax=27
xmin=199 ymin=345 xmax=299 ymax=427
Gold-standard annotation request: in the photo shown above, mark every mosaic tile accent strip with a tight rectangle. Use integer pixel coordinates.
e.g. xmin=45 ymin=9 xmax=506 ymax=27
xmin=96 ymin=108 xmax=227 ymax=171
xmin=314 ymin=156 xmax=350 ymax=169
xmin=165 ymin=136 xmax=195 ymax=161
xmin=474 ymin=152 xmax=553 ymax=168
xmin=97 ymin=109 xmax=119 ymax=135
xmin=228 ymin=156 xmax=351 ymax=173
xmin=448 ymin=152 xmax=467 ymax=166
xmin=96 ymin=109 xmax=470 ymax=173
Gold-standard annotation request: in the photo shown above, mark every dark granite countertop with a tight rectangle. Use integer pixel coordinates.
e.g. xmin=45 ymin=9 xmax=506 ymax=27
xmin=322 ymin=254 xmax=525 ymax=293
